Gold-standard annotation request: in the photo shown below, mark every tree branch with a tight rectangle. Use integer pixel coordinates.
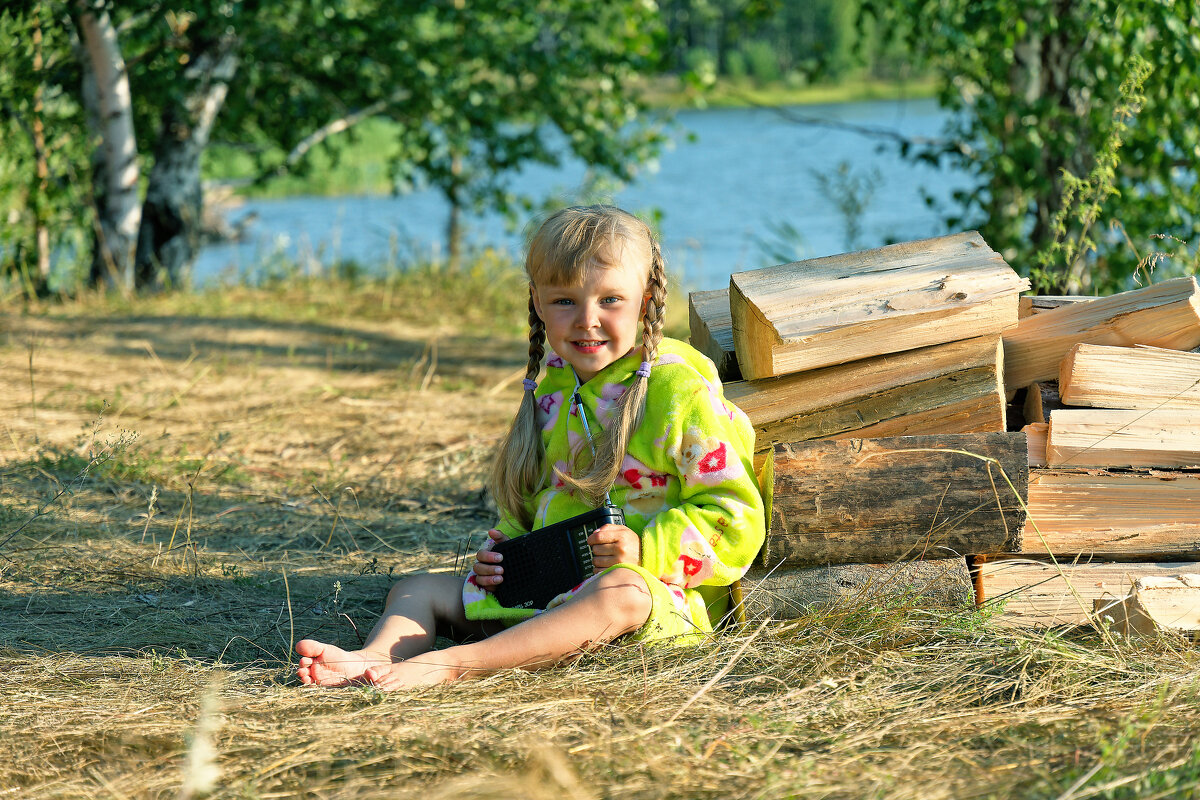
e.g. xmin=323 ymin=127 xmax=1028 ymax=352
xmin=744 ymin=93 xmax=966 ymax=155
xmin=251 ymin=89 xmax=411 ymax=186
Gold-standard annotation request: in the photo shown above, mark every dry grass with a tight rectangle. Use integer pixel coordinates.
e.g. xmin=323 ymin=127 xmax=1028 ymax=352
xmin=2 ymin=277 xmax=1199 ymax=799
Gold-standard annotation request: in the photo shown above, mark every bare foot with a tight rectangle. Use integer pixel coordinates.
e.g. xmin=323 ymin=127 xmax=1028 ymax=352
xmin=363 ymin=654 xmax=462 ymax=691
xmin=295 ymin=639 xmax=391 ymax=687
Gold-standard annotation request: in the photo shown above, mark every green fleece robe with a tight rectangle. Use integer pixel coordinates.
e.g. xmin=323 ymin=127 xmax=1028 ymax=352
xmin=463 ymin=338 xmax=766 ymax=633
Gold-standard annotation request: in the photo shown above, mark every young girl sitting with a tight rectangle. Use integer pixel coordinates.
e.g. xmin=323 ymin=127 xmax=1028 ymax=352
xmin=296 ymin=205 xmax=765 ymax=690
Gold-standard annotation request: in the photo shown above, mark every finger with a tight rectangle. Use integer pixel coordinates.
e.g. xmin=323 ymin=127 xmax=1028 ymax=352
xmin=488 ymin=528 xmax=509 ymax=542
xmin=476 ymin=550 xmax=503 ymax=564
xmin=588 ymin=528 xmax=621 ymax=546
xmin=473 ymin=562 xmax=503 ymax=576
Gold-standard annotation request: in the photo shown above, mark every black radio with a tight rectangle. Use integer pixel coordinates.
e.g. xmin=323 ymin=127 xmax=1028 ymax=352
xmin=489 ymin=504 xmax=625 ymax=610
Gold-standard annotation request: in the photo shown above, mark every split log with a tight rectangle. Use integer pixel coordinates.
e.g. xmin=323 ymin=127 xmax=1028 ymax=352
xmin=1020 ymin=381 xmax=1062 ymax=425
xmin=741 ymin=559 xmax=972 ymax=619
xmin=688 ymin=288 xmax=741 ymax=382
xmin=724 ymin=336 xmax=1006 ymax=453
xmin=763 ymin=433 xmax=1028 ymax=567
xmin=1002 ymin=276 xmax=1200 ymax=391
xmin=1023 ymin=423 xmax=1048 ymax=467
xmin=1095 ymin=575 xmax=1200 ymax=636
xmin=729 ymin=231 xmax=1027 ymax=379
xmin=1046 ymin=408 xmax=1200 ymax=468
xmin=1020 ymin=469 xmax=1200 ymax=557
xmin=1059 ymin=343 xmax=1200 ymax=410
xmin=1022 ymin=382 xmax=1044 ymax=426
xmin=1018 ymin=295 xmax=1096 ymax=319
xmin=975 ymin=558 xmax=1200 ymax=627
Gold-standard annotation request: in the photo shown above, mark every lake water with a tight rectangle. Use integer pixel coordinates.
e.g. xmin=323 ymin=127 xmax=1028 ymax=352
xmin=195 ymin=97 xmax=969 ymax=292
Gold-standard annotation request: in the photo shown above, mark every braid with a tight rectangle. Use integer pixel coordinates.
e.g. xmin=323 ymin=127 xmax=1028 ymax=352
xmin=488 ymin=287 xmax=548 ymax=529
xmin=642 ymin=238 xmax=668 ymax=366
xmin=526 ymin=289 xmax=546 ymax=380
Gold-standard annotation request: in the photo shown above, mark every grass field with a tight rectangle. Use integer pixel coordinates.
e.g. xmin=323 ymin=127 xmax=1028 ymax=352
xmin=3 ymin=270 xmax=1200 ymax=799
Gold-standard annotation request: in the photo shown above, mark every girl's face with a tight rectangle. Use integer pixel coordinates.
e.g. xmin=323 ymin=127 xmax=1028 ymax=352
xmin=531 ymin=245 xmax=649 ymax=384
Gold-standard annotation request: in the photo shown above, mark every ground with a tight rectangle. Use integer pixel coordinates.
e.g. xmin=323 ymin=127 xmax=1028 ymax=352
xmin=2 ymin=278 xmax=1199 ymax=799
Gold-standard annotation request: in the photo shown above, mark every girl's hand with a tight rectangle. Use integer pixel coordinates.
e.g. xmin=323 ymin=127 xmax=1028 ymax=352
xmin=588 ymin=524 xmax=641 ymax=573
xmin=472 ymin=528 xmax=508 ymax=590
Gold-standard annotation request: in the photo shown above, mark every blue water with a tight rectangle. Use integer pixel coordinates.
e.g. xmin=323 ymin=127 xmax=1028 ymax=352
xmin=195 ymin=97 xmax=968 ymax=292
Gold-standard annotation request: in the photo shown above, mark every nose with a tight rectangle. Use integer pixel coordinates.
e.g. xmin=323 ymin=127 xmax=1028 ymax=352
xmin=575 ymin=301 xmax=601 ymax=329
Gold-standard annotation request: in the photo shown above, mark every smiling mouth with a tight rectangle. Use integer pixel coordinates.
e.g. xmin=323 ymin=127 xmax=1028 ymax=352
xmin=573 ymin=340 xmax=607 ymax=347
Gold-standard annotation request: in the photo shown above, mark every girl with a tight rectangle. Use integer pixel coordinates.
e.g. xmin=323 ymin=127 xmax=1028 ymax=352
xmin=296 ymin=205 xmax=765 ymax=690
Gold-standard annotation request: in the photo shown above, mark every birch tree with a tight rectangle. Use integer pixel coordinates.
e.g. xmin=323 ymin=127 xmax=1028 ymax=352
xmin=71 ymin=0 xmax=140 ymax=288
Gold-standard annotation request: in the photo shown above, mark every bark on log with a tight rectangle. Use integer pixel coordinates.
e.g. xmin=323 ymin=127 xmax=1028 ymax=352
xmin=763 ymin=433 xmax=1028 ymax=567
xmin=741 ymin=559 xmax=972 ymax=619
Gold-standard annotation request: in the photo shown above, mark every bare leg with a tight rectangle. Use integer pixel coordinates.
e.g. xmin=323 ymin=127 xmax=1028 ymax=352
xmin=363 ymin=567 xmax=653 ymax=691
xmin=296 ymin=573 xmax=483 ymax=686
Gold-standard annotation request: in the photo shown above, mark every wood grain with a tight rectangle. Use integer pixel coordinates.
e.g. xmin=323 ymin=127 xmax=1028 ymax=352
xmin=688 ymin=288 xmax=741 ymax=382
xmin=1002 ymin=276 xmax=1200 ymax=390
xmin=1059 ymin=343 xmax=1200 ymax=410
xmin=729 ymin=231 xmax=1027 ymax=379
xmin=1046 ymin=408 xmax=1200 ymax=468
xmin=763 ymin=433 xmax=1028 ymax=567
xmin=1020 ymin=468 xmax=1200 ymax=556
xmin=724 ymin=336 xmax=1005 ymax=452
xmin=976 ymin=558 xmax=1200 ymax=627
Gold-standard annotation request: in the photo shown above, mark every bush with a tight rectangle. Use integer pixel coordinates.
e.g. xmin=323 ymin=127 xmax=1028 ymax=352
xmin=742 ymin=41 xmax=781 ymax=85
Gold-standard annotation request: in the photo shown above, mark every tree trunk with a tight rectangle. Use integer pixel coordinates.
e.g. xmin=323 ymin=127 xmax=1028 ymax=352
xmin=32 ymin=3 xmax=50 ymax=288
xmin=135 ymin=35 xmax=237 ymax=289
xmin=73 ymin=1 xmax=140 ymax=290
xmin=445 ymin=154 xmax=464 ymax=271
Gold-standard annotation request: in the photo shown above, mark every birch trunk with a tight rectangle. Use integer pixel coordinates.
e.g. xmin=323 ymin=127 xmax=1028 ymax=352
xmin=73 ymin=2 xmax=140 ymax=289
xmin=135 ymin=36 xmax=238 ymax=288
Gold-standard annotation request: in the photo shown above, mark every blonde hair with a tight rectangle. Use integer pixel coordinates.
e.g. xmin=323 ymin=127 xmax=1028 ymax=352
xmin=489 ymin=205 xmax=668 ymax=529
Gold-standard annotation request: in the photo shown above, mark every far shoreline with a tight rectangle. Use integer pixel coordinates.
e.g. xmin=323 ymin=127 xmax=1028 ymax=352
xmin=638 ymin=75 xmax=938 ymax=111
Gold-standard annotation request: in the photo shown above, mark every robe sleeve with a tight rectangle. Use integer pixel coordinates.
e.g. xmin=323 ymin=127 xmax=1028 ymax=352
xmin=637 ymin=375 xmax=766 ymax=590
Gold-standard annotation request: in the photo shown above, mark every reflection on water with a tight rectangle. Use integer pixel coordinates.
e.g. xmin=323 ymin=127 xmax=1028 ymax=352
xmin=195 ymin=98 xmax=969 ymax=292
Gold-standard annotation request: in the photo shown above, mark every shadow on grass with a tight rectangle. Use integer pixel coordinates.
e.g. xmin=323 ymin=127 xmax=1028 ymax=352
xmin=33 ymin=311 xmax=528 ymax=376
xmin=0 ymin=460 xmax=491 ymax=670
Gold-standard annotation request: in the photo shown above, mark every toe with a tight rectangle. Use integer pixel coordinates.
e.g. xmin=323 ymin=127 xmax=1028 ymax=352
xmin=295 ymin=639 xmax=325 ymax=658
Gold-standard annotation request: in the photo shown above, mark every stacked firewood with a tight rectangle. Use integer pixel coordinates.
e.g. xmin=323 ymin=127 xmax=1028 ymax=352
xmin=976 ymin=280 xmax=1200 ymax=630
xmin=693 ymin=234 xmax=1200 ymax=631
xmin=693 ymin=231 xmax=1027 ymax=457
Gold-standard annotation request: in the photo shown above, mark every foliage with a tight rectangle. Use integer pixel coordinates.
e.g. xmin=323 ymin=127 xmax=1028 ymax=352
xmin=660 ymin=0 xmax=917 ymax=87
xmin=1033 ymin=58 xmax=1151 ymax=293
xmin=0 ymin=7 xmax=91 ymax=295
xmin=859 ymin=0 xmax=1200 ymax=294
xmin=1 ymin=0 xmax=670 ymax=291
xmin=811 ymin=159 xmax=882 ymax=252
xmin=213 ymin=0 xmax=667 ymax=260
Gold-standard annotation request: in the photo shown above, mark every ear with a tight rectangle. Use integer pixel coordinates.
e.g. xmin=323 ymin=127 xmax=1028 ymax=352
xmin=530 ymin=283 xmax=543 ymax=320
